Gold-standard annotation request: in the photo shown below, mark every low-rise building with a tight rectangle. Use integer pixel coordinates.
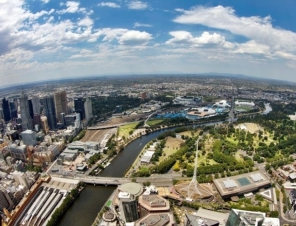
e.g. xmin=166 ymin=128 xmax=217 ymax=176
xmin=9 ymin=143 xmax=27 ymax=161
xmin=140 ymin=151 xmax=154 ymax=164
xmin=226 ymin=209 xmax=280 ymax=226
xmin=21 ymin=130 xmax=37 ymax=146
xmin=213 ymin=171 xmax=271 ymax=199
xmin=138 ymin=195 xmax=170 ymax=217
xmin=135 ymin=213 xmax=175 ymax=226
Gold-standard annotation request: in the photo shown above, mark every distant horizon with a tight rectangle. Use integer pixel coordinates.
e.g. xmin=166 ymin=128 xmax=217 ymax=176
xmin=0 ymin=72 xmax=294 ymax=90
xmin=1 ymin=0 xmax=296 ymax=87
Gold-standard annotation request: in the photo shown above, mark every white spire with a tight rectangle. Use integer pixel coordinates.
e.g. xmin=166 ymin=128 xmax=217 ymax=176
xmin=180 ymin=137 xmax=213 ymax=201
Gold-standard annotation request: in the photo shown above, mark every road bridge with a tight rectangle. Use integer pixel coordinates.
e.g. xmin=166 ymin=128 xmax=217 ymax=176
xmin=59 ymin=173 xmax=183 ymax=186
xmin=75 ymin=176 xmax=132 ymax=185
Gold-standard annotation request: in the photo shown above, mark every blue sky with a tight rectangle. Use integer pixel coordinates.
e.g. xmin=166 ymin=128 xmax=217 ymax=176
xmin=1 ymin=0 xmax=296 ymax=87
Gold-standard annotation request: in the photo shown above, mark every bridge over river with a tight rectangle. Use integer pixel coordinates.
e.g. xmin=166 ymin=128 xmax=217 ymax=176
xmin=62 ymin=174 xmax=184 ymax=186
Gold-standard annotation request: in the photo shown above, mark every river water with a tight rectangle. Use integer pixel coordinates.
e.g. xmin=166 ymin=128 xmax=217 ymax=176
xmin=57 ymin=120 xmax=227 ymax=225
xmin=57 ymin=128 xmax=176 ymax=226
xmin=262 ymin=103 xmax=272 ymax=115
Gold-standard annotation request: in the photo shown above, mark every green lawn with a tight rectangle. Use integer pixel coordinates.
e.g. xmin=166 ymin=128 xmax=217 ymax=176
xmin=226 ymin=136 xmax=239 ymax=145
xmin=235 ymin=106 xmax=253 ymax=111
xmin=106 ymin=200 xmax=112 ymax=207
xmin=197 ymin=154 xmax=217 ymax=166
xmin=147 ymin=119 xmax=164 ymax=126
xmin=118 ymin=122 xmax=139 ymax=138
xmin=235 ymin=152 xmax=244 ymax=162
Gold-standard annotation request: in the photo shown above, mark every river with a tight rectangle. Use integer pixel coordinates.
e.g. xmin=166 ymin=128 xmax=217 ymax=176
xmin=57 ymin=127 xmax=178 ymax=226
xmin=57 ymin=120 xmax=227 ymax=225
xmin=262 ymin=103 xmax=272 ymax=115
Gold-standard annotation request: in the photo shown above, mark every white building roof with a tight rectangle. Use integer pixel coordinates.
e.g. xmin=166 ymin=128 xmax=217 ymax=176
xmin=250 ymin=173 xmax=264 ymax=182
xmin=118 ymin=192 xmax=131 ymax=199
xmin=289 ymin=172 xmax=296 ymax=180
xmin=223 ymin=179 xmax=237 ymax=189
xmin=262 ymin=217 xmax=280 ymax=226
xmin=141 ymin=151 xmax=155 ymax=163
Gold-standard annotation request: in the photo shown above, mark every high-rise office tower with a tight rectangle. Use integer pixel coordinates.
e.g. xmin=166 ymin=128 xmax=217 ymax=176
xmin=28 ymin=99 xmax=34 ymax=119
xmin=84 ymin=98 xmax=93 ymax=122
xmin=117 ymin=182 xmax=143 ymax=223
xmin=60 ymin=113 xmax=65 ymax=125
xmin=19 ymin=94 xmax=33 ymax=131
xmin=43 ymin=95 xmax=56 ymax=130
xmin=54 ymin=91 xmax=67 ymax=122
xmin=0 ymin=108 xmax=4 ymax=121
xmin=2 ymin=98 xmax=11 ymax=122
xmin=118 ymin=193 xmax=139 ymax=223
xmin=9 ymin=101 xmax=17 ymax=119
xmin=31 ymin=97 xmax=40 ymax=115
xmin=74 ymin=97 xmax=85 ymax=120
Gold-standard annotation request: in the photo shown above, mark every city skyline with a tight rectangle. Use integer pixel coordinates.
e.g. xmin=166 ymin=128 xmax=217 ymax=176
xmin=1 ymin=0 xmax=296 ymax=87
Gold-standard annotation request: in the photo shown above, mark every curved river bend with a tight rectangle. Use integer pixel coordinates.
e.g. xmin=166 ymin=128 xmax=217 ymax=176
xmin=58 ymin=128 xmax=176 ymax=226
xmin=58 ymin=121 xmax=226 ymax=226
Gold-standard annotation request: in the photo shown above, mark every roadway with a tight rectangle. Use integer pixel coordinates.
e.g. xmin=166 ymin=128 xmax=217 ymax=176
xmin=87 ymin=122 xmax=129 ymax=130
xmin=56 ymin=173 xmax=183 ymax=186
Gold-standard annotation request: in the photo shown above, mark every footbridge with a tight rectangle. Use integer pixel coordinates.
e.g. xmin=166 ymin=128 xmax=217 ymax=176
xmin=144 ymin=111 xmax=159 ymax=127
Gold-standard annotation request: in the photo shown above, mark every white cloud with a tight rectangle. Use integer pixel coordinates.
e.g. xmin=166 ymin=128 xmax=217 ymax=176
xmin=128 ymin=1 xmax=147 ymax=10
xmin=118 ymin=30 xmax=152 ymax=45
xmin=41 ymin=0 xmax=50 ymax=3
xmin=274 ymin=51 xmax=296 ymax=60
xmin=90 ymin=28 xmax=152 ymax=46
xmin=98 ymin=2 xmax=120 ymax=8
xmin=134 ymin=22 xmax=152 ymax=28
xmin=166 ymin=31 xmax=226 ymax=47
xmin=173 ymin=5 xmax=296 ymax=54
xmin=234 ymin=40 xmax=270 ymax=55
xmin=0 ymin=0 xmax=56 ymax=55
xmin=78 ymin=17 xmax=93 ymax=27
xmin=58 ymin=1 xmax=86 ymax=14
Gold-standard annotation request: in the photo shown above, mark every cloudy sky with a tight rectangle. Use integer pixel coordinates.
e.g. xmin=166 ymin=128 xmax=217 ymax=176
xmin=1 ymin=0 xmax=296 ymax=87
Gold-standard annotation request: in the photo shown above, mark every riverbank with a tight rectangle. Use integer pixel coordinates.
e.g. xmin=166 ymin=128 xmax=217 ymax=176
xmin=123 ymin=117 xmax=230 ymax=177
xmin=91 ymin=189 xmax=117 ymax=226
xmin=57 ymin=117 xmax=229 ymax=226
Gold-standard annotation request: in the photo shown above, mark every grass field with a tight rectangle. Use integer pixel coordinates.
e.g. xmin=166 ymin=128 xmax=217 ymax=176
xmin=159 ymin=137 xmax=184 ymax=162
xmin=235 ymin=106 xmax=254 ymax=112
xmin=118 ymin=122 xmax=139 ymax=138
xmin=196 ymin=154 xmax=217 ymax=167
xmin=235 ymin=152 xmax=244 ymax=162
xmin=146 ymin=119 xmax=164 ymax=126
xmin=179 ymin=130 xmax=200 ymax=138
xmin=226 ymin=136 xmax=239 ymax=145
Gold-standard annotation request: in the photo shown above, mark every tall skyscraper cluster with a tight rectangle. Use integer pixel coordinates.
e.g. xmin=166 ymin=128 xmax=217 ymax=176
xmin=1 ymin=91 xmax=93 ymax=133
xmin=0 ymin=98 xmax=18 ymax=122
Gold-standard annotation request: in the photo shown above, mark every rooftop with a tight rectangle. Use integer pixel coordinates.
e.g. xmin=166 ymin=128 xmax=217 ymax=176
xmin=135 ymin=213 xmax=174 ymax=226
xmin=138 ymin=195 xmax=170 ymax=212
xmin=195 ymin=208 xmax=229 ymax=226
xmin=118 ymin=182 xmax=143 ymax=197
xmin=185 ymin=213 xmax=220 ymax=226
xmin=213 ymin=171 xmax=271 ymax=198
